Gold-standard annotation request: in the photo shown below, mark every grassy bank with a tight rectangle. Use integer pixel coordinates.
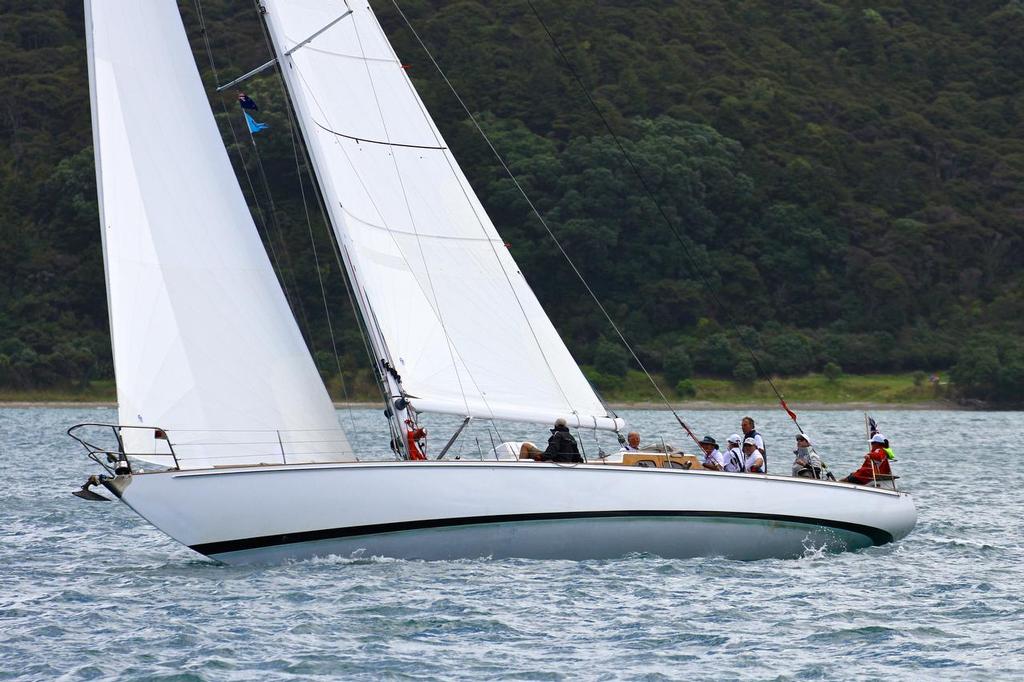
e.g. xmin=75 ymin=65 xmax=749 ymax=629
xmin=589 ymin=370 xmax=950 ymax=406
xmin=0 ymin=371 xmax=951 ymax=407
xmin=0 ymin=380 xmax=117 ymax=403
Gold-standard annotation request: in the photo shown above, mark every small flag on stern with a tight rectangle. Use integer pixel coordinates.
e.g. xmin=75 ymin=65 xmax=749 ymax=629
xmin=238 ymin=93 xmax=259 ymax=111
xmin=244 ymin=111 xmax=269 ymax=134
xmin=868 ymin=416 xmax=878 ymax=435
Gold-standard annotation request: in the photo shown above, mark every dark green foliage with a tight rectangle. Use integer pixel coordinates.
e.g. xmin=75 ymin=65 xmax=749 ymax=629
xmin=733 ymin=361 xmax=757 ymax=385
xmin=2 ymin=1 xmax=1023 ymax=402
xmin=823 ymin=362 xmax=843 ymax=383
xmin=593 ymin=338 xmax=629 ymax=376
xmin=951 ymin=336 xmax=1024 ymax=403
xmin=663 ymin=347 xmax=693 ymax=384
xmin=695 ymin=333 xmax=737 ymax=375
xmin=675 ymin=379 xmax=697 ymax=398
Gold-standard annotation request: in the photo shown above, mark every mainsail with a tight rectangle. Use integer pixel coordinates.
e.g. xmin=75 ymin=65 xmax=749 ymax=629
xmin=85 ymin=1 xmax=353 ymax=468
xmin=261 ymin=0 xmax=624 ymax=430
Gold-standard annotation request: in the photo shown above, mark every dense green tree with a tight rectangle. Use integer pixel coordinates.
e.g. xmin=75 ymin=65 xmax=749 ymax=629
xmin=1 ymin=1 xmax=1022 ymax=403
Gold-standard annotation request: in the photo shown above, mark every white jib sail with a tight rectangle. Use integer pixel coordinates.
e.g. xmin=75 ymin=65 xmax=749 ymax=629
xmin=86 ymin=0 xmax=354 ymax=468
xmin=261 ymin=1 xmax=624 ymax=431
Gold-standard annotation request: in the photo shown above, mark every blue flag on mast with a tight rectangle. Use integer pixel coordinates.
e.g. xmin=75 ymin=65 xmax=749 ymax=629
xmin=244 ymin=111 xmax=269 ymax=134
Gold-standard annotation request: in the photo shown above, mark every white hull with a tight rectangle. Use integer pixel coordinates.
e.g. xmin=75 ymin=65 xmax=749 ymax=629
xmin=103 ymin=462 xmax=917 ymax=564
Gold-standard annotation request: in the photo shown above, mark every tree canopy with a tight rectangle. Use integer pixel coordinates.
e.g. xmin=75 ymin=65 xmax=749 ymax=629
xmin=1 ymin=1 xmax=1022 ymax=402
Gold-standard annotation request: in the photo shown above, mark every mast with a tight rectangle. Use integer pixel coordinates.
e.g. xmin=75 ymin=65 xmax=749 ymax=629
xmin=254 ymin=2 xmax=418 ymax=456
xmin=257 ymin=0 xmax=626 ymax=434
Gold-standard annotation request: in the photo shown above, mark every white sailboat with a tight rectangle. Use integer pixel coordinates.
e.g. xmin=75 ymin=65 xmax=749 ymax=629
xmin=72 ymin=0 xmax=916 ymax=564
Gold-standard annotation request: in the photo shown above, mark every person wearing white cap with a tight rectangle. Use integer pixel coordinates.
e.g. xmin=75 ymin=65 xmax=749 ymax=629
xmin=724 ymin=434 xmax=744 ymax=472
xmin=840 ymin=433 xmax=892 ymax=485
xmin=791 ymin=433 xmax=823 ymax=479
xmin=742 ymin=437 xmax=764 ymax=473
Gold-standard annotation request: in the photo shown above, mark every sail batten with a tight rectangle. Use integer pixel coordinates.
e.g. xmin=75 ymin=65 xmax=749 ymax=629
xmin=86 ymin=1 xmax=354 ymax=468
xmin=261 ymin=0 xmax=623 ymax=431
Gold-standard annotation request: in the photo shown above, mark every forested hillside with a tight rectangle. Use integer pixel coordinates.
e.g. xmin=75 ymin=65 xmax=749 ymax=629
xmin=2 ymin=1 xmax=1023 ymax=402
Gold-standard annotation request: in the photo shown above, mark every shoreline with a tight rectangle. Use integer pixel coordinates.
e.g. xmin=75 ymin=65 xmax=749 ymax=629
xmin=0 ymin=399 xmax=965 ymax=410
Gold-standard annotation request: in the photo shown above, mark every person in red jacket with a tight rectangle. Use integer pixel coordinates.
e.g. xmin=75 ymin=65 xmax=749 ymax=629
xmin=841 ymin=434 xmax=892 ymax=485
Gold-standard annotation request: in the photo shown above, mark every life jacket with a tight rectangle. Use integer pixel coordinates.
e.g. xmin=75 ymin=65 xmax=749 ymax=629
xmin=851 ymin=446 xmax=890 ymax=483
xmin=544 ymin=427 xmax=581 ymax=463
xmin=725 ymin=447 xmax=744 ymax=472
xmin=871 ymin=446 xmax=892 ymax=476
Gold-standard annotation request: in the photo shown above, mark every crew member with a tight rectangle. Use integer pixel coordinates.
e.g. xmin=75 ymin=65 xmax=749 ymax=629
xmin=840 ymin=434 xmax=892 ymax=485
xmin=624 ymin=431 xmax=641 ymax=451
xmin=698 ymin=435 xmax=725 ymax=471
xmin=542 ymin=417 xmax=582 ymax=463
xmin=724 ymin=434 xmax=744 ymax=472
xmin=741 ymin=416 xmax=767 ymax=473
xmin=791 ymin=433 xmax=823 ymax=479
xmin=742 ymin=437 xmax=764 ymax=473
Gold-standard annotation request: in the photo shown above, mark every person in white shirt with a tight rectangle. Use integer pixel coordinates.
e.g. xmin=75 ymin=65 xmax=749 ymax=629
xmin=741 ymin=416 xmax=767 ymax=472
xmin=623 ymin=431 xmax=641 ymax=451
xmin=724 ymin=434 xmax=744 ymax=472
xmin=742 ymin=436 xmax=765 ymax=473
xmin=698 ymin=435 xmax=725 ymax=471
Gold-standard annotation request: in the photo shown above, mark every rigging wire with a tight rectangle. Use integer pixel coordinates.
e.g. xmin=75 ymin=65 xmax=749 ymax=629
xmin=524 ymin=0 xmax=810 ymax=439
xmin=194 ymin=0 xmax=368 ymax=436
xmin=348 ymin=11 xmax=475 ymax=424
xmin=388 ymin=0 xmax=702 ymax=447
xmin=243 ymin=126 xmax=318 ymax=340
xmin=272 ymin=7 xmax=511 ymax=448
xmin=249 ymin=3 xmax=371 ymax=433
xmin=190 ymin=0 xmax=313 ymax=344
xmin=366 ymin=8 xmax=593 ymax=440
xmin=365 ymin=7 xmax=583 ymax=428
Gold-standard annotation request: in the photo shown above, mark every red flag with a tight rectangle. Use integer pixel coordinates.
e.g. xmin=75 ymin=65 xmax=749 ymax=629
xmin=780 ymin=399 xmax=797 ymax=422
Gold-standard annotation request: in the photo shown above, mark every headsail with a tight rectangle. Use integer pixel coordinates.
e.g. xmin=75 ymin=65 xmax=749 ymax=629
xmin=86 ymin=1 xmax=354 ymax=468
xmin=261 ymin=1 xmax=624 ymax=431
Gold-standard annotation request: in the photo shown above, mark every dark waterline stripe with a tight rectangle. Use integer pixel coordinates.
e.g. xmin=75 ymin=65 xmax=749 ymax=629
xmin=191 ymin=511 xmax=894 ymax=557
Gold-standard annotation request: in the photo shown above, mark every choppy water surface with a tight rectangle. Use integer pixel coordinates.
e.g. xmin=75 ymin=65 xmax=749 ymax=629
xmin=1 ymin=407 xmax=1022 ymax=680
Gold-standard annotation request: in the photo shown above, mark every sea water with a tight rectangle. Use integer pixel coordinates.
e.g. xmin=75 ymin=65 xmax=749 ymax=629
xmin=1 ymin=406 xmax=1021 ymax=680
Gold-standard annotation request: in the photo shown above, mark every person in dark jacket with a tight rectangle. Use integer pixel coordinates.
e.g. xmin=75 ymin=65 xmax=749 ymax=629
xmin=542 ymin=418 xmax=582 ymax=463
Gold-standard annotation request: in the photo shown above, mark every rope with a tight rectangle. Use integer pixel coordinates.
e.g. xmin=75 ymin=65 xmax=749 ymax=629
xmin=388 ymin=0 xmax=703 ymax=448
xmin=525 ymin=0 xmax=804 ymax=436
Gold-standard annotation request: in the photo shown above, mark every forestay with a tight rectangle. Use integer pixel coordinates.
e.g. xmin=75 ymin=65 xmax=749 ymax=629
xmin=261 ymin=0 xmax=624 ymax=430
xmin=85 ymin=0 xmax=353 ymax=468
